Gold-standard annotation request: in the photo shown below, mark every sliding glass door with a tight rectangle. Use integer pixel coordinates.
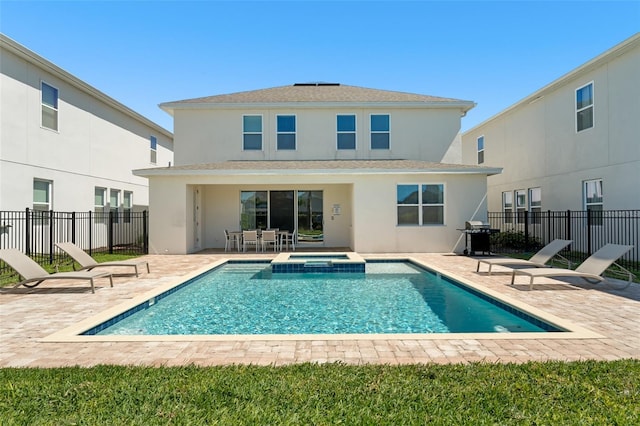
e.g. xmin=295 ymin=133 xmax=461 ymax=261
xmin=269 ymin=191 xmax=295 ymax=232
xmin=297 ymin=191 xmax=323 ymax=244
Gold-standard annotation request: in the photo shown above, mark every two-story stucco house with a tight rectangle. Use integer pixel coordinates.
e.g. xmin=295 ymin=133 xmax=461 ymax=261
xmin=461 ymin=32 xmax=640 ymax=215
xmin=0 ymin=34 xmax=173 ymax=214
xmin=135 ymin=83 xmax=501 ymax=254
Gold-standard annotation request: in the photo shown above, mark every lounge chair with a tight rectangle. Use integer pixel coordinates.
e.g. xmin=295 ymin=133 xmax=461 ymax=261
xmin=477 ymin=239 xmax=572 ymax=275
xmin=510 ymin=244 xmax=635 ymax=290
xmin=0 ymin=248 xmax=113 ymax=293
xmin=56 ymin=242 xmax=150 ymax=277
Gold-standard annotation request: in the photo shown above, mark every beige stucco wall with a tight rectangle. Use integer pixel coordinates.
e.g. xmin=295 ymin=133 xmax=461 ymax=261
xmin=173 ymin=107 xmax=462 ymax=165
xmin=145 ymin=172 xmax=489 ymax=254
xmin=0 ymin=42 xmax=173 ymax=211
xmin=461 ymin=37 xmax=640 ymax=211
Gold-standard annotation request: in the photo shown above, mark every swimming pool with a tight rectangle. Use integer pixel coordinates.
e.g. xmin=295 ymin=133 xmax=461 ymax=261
xmin=84 ymin=260 xmax=562 ymax=336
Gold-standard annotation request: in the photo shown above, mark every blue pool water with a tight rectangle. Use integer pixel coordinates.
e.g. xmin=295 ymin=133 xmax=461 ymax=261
xmin=89 ymin=261 xmax=559 ymax=336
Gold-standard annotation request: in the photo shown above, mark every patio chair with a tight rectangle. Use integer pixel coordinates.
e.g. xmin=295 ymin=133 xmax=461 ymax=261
xmin=56 ymin=242 xmax=150 ymax=277
xmin=224 ymin=230 xmax=233 ymax=252
xmin=261 ymin=230 xmax=278 ymax=252
xmin=510 ymin=243 xmax=636 ymax=290
xmin=476 ymin=239 xmax=572 ymax=275
xmin=243 ymin=230 xmax=259 ymax=252
xmin=0 ymin=248 xmax=113 ymax=294
xmin=283 ymin=229 xmax=296 ymax=251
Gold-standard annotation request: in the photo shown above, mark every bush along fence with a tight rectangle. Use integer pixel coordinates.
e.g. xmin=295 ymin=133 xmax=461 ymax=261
xmin=487 ymin=210 xmax=639 ymax=267
xmin=0 ymin=209 xmax=148 ymax=275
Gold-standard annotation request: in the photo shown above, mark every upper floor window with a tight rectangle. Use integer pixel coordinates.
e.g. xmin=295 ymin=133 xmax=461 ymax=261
xmin=502 ymin=191 xmax=513 ymax=224
xmin=277 ymin=115 xmax=296 ymax=150
xmin=477 ymin=136 xmax=484 ymax=164
xmin=576 ymin=82 xmax=594 ymax=132
xmin=150 ymin=136 xmax=157 ymax=164
xmin=529 ymin=187 xmax=542 ymax=224
xmin=584 ymin=179 xmax=603 ymax=226
xmin=243 ymin=115 xmax=263 ymax=150
xmin=41 ymin=81 xmax=59 ymax=131
xmin=397 ymin=184 xmax=444 ymax=226
xmin=370 ymin=114 xmax=389 ymax=150
xmin=337 ymin=114 xmax=356 ymax=150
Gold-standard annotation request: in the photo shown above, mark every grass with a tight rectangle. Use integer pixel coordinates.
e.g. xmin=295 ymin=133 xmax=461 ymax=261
xmin=0 ymin=253 xmax=142 ymax=287
xmin=1 ymin=360 xmax=638 ymax=425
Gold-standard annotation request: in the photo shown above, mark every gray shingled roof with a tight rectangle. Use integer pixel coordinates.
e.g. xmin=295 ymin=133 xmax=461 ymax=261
xmin=134 ymin=160 xmax=501 ymax=176
xmin=161 ymin=84 xmax=474 ymax=107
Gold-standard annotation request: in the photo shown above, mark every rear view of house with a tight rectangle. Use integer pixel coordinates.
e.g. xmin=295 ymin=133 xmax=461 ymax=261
xmin=136 ymin=83 xmax=501 ymax=254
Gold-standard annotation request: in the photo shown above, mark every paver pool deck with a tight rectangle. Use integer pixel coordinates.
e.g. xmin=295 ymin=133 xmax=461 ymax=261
xmin=1 ymin=252 xmax=638 ymax=367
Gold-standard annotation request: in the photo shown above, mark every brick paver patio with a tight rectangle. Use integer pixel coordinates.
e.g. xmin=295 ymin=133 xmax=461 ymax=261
xmin=1 ymin=252 xmax=638 ymax=367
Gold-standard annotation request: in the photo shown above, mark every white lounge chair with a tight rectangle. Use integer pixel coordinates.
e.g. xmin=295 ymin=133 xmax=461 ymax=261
xmin=0 ymin=248 xmax=113 ymax=293
xmin=510 ymin=244 xmax=635 ymax=290
xmin=477 ymin=239 xmax=572 ymax=275
xmin=56 ymin=242 xmax=149 ymax=277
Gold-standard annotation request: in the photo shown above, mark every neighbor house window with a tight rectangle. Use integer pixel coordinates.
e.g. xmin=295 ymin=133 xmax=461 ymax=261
xmin=110 ymin=189 xmax=120 ymax=224
xmin=515 ymin=190 xmax=526 ymax=224
xmin=529 ymin=187 xmax=542 ymax=224
xmin=370 ymin=114 xmax=389 ymax=149
xmin=277 ymin=115 xmax=296 ymax=150
xmin=576 ymin=82 xmax=594 ymax=132
xmin=477 ymin=136 xmax=484 ymax=164
xmin=584 ymin=179 xmax=603 ymax=226
xmin=337 ymin=114 xmax=356 ymax=150
xmin=502 ymin=191 xmax=513 ymax=224
xmin=41 ymin=81 xmax=58 ymax=131
xmin=123 ymin=191 xmax=133 ymax=223
xmin=33 ymin=179 xmax=52 ymax=224
xmin=94 ymin=187 xmax=107 ymax=223
xmin=150 ymin=136 xmax=157 ymax=164
xmin=397 ymin=184 xmax=444 ymax=226
xmin=243 ymin=115 xmax=263 ymax=150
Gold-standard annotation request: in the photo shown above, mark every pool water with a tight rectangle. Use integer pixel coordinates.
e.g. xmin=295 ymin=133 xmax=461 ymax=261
xmin=91 ymin=262 xmax=556 ymax=336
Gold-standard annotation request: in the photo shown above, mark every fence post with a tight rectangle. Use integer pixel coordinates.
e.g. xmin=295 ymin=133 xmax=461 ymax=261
xmin=108 ymin=210 xmax=114 ymax=254
xmin=48 ymin=210 xmax=54 ymax=264
xmin=587 ymin=209 xmax=592 ymax=256
xmin=546 ymin=210 xmax=551 ymax=244
xmin=566 ymin=209 xmax=571 ymax=242
xmin=143 ymin=210 xmax=149 ymax=254
xmin=524 ymin=210 xmax=529 ymax=250
xmin=24 ymin=208 xmax=31 ymax=255
xmin=88 ymin=211 xmax=93 ymax=256
xmin=71 ymin=211 xmax=76 ymax=244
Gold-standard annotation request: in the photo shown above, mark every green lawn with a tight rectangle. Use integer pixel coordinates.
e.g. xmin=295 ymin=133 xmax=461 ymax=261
xmin=1 ymin=361 xmax=639 ymax=425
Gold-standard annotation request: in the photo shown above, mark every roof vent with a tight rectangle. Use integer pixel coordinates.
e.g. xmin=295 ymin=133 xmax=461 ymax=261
xmin=293 ymin=82 xmax=340 ymax=87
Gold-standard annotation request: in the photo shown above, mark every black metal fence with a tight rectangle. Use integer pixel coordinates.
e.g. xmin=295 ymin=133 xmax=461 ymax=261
xmin=487 ymin=210 xmax=639 ymax=265
xmin=1 ymin=209 xmax=148 ymax=272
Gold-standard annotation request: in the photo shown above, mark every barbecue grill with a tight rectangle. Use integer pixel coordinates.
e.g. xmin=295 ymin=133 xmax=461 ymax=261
xmin=458 ymin=221 xmax=499 ymax=255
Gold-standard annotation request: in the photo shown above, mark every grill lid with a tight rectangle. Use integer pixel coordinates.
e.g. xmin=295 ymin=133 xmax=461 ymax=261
xmin=465 ymin=220 xmax=490 ymax=230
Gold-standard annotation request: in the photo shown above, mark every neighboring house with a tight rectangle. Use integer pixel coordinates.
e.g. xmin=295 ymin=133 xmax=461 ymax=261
xmin=461 ymin=33 xmax=640 ymax=216
xmin=0 ymin=34 xmax=173 ymax=215
xmin=135 ymin=83 xmax=501 ymax=254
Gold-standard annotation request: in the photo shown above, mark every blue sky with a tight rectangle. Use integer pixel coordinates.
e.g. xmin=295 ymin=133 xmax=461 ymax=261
xmin=1 ymin=1 xmax=638 ymax=133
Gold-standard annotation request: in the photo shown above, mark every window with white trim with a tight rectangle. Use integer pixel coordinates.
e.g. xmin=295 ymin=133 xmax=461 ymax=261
xmin=397 ymin=184 xmax=444 ymax=226
xmin=123 ymin=191 xmax=133 ymax=223
xmin=150 ymin=136 xmax=157 ymax=164
xmin=110 ymin=189 xmax=120 ymax=224
xmin=370 ymin=114 xmax=390 ymax=149
xmin=502 ymin=191 xmax=513 ymax=224
xmin=33 ymin=179 xmax=52 ymax=224
xmin=529 ymin=187 xmax=541 ymax=224
xmin=41 ymin=81 xmax=58 ymax=131
xmin=584 ymin=179 xmax=603 ymax=226
xmin=337 ymin=114 xmax=356 ymax=150
xmin=277 ymin=115 xmax=296 ymax=150
xmin=515 ymin=189 xmax=526 ymax=224
xmin=576 ymin=82 xmax=594 ymax=132
xmin=94 ymin=187 xmax=107 ymax=223
xmin=477 ymin=136 xmax=484 ymax=164
xmin=243 ymin=115 xmax=262 ymax=150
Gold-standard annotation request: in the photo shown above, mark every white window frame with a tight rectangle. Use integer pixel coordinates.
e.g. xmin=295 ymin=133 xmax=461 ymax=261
xmin=276 ymin=114 xmax=296 ymax=150
xmin=336 ymin=114 xmax=357 ymax=150
xmin=515 ymin=189 xmax=526 ymax=224
xmin=110 ymin=189 xmax=121 ymax=224
xmin=477 ymin=135 xmax=485 ymax=164
xmin=576 ymin=81 xmax=594 ymax=132
xmin=150 ymin=135 xmax=157 ymax=164
xmin=502 ymin=191 xmax=513 ymax=224
xmin=584 ymin=179 xmax=603 ymax=226
xmin=242 ymin=114 xmax=263 ymax=151
xmin=528 ymin=187 xmax=542 ymax=224
xmin=33 ymin=179 xmax=52 ymax=212
xmin=370 ymin=113 xmax=390 ymax=150
xmin=41 ymin=81 xmax=59 ymax=131
xmin=123 ymin=191 xmax=133 ymax=223
xmin=396 ymin=183 xmax=445 ymax=226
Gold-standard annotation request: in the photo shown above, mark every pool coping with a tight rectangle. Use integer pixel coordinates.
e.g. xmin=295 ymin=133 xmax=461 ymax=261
xmin=41 ymin=256 xmax=603 ymax=343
